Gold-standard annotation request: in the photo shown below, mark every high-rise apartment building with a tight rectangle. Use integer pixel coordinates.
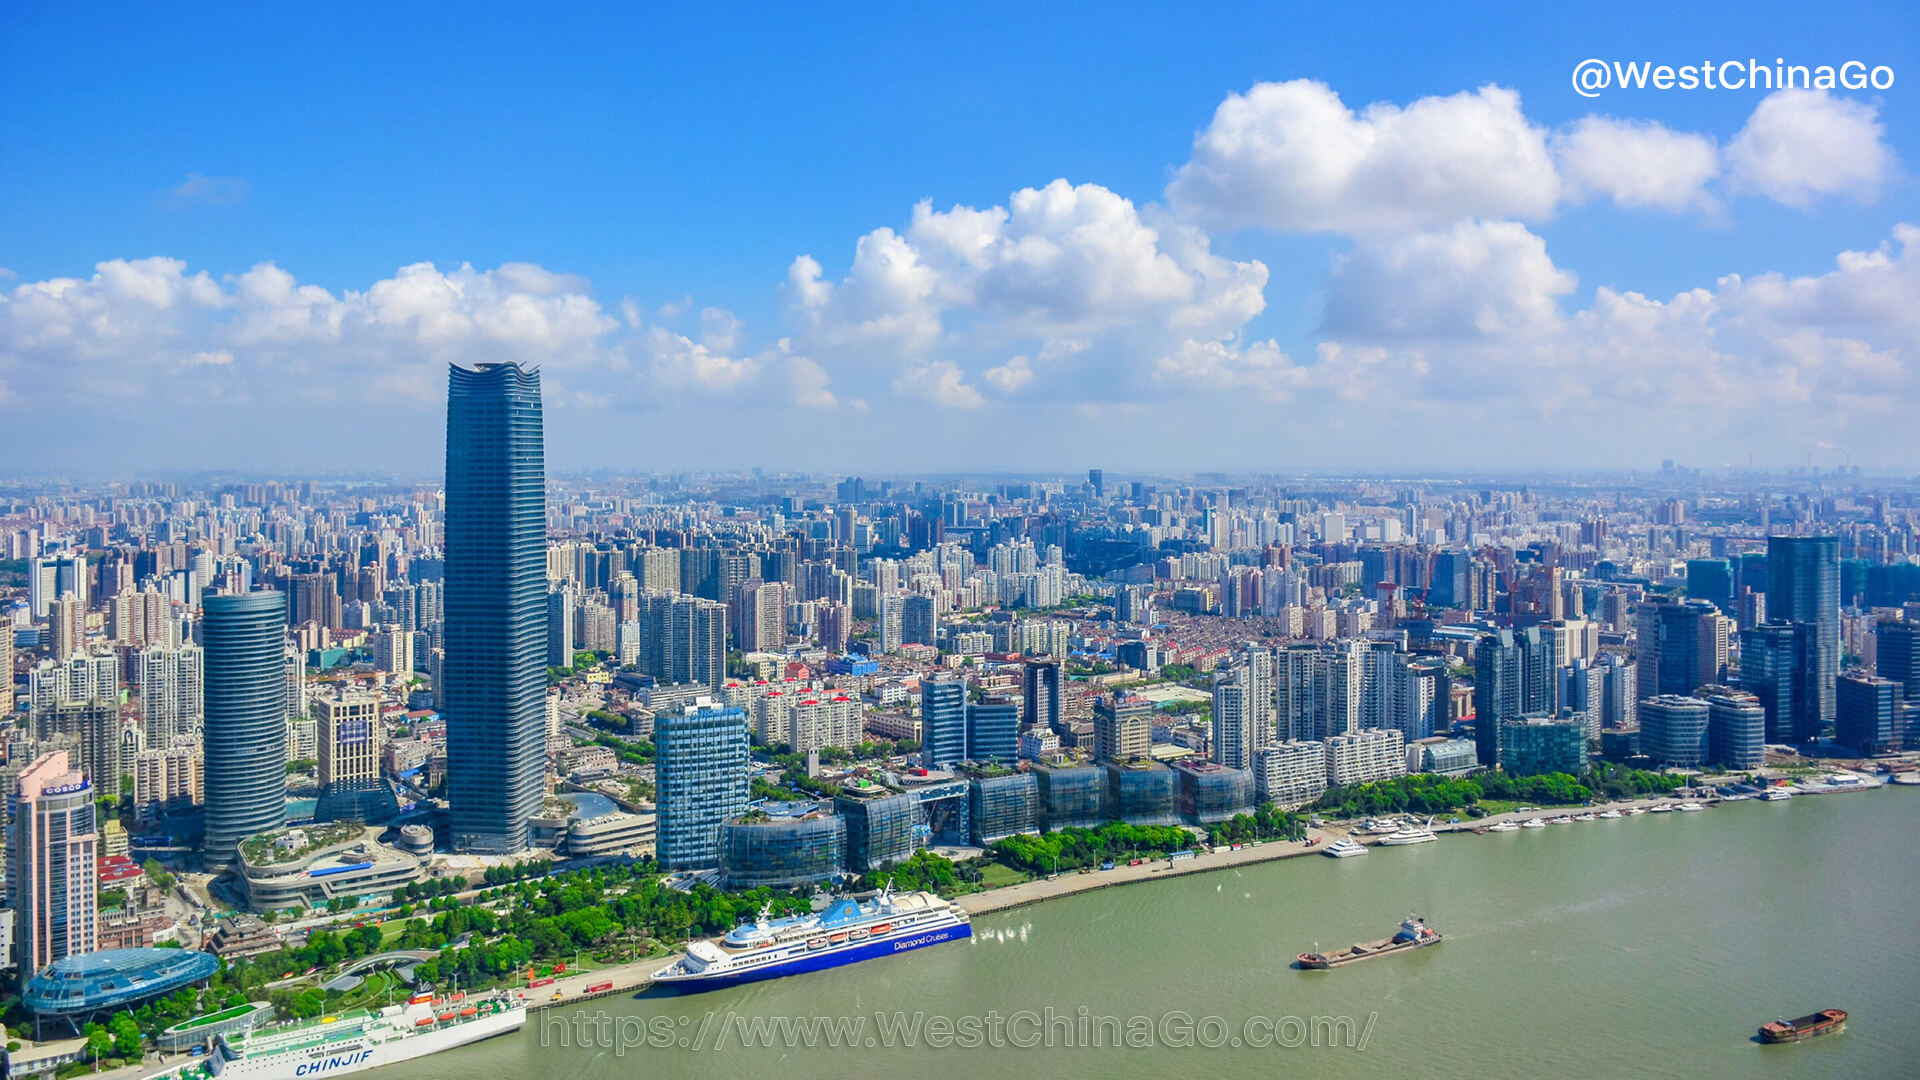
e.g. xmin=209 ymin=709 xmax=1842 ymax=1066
xmin=443 ymin=362 xmax=547 ymax=854
xmin=1473 ymin=627 xmax=1556 ymax=766
xmin=134 ymin=643 xmax=203 ymax=747
xmin=201 ymin=591 xmax=289 ymax=859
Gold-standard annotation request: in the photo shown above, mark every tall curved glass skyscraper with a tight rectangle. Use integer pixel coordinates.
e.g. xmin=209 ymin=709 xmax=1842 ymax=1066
xmin=202 ymin=591 xmax=288 ymax=859
xmin=444 ymin=362 xmax=547 ymax=853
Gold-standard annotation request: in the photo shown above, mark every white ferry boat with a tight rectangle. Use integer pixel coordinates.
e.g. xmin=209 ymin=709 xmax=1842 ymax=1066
xmin=652 ymin=885 xmax=970 ymax=991
xmin=1377 ymin=818 xmax=1437 ymax=846
xmin=1323 ymin=837 xmax=1369 ymax=858
xmin=144 ymin=991 xmax=523 ymax=1080
xmin=1760 ymin=788 xmax=1794 ymax=802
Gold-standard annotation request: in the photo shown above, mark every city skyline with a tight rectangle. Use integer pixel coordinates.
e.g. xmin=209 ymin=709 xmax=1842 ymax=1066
xmin=3 ymin=3 xmax=1918 ymax=473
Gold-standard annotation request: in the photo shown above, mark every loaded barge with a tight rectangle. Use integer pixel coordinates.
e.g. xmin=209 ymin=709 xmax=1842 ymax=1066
xmin=1297 ymin=916 xmax=1441 ymax=969
xmin=1758 ymin=1009 xmax=1847 ymax=1044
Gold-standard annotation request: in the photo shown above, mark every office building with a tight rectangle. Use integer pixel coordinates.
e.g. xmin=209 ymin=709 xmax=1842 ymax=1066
xmin=546 ymin=586 xmax=574 ymax=668
xmin=1639 ymin=694 xmax=1711 ymax=767
xmin=1875 ymin=620 xmax=1920 ymax=700
xmin=1498 ymin=717 xmax=1587 ymax=777
xmin=919 ymin=674 xmax=968 ymax=769
xmin=1473 ymin=627 xmax=1556 ymax=766
xmin=1636 ymin=596 xmax=1726 ymax=698
xmin=653 ymin=700 xmax=749 ymax=870
xmin=315 ymin=690 xmax=382 ymax=788
xmin=8 ymin=751 xmax=99 ymax=976
xmin=443 ymin=361 xmax=548 ymax=854
xmin=1685 ymin=558 xmax=1733 ymax=612
xmin=1092 ymin=693 xmax=1153 ymax=763
xmin=966 ymin=694 xmax=1019 ymax=764
xmin=1835 ymin=671 xmax=1900 ymax=756
xmin=1696 ymin=686 xmax=1766 ymax=770
xmin=1023 ymin=657 xmax=1062 ymax=734
xmin=202 ymin=591 xmax=289 ymax=859
xmin=1739 ymin=621 xmax=1800 ymax=742
xmin=1767 ymin=536 xmax=1840 ymax=740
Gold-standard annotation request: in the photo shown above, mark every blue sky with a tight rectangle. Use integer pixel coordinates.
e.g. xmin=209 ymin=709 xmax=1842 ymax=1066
xmin=3 ymin=2 xmax=1917 ymax=473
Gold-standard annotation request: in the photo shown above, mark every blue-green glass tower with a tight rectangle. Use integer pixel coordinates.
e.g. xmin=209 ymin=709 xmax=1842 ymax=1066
xmin=444 ymin=362 xmax=547 ymax=853
xmin=202 ymin=591 xmax=288 ymax=859
xmin=1766 ymin=536 xmax=1839 ymax=741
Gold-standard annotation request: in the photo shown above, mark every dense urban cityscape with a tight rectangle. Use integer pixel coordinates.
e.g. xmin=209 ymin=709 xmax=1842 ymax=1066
xmin=0 ymin=355 xmax=1917 ymax=1071
xmin=6 ymin=3 xmax=1919 ymax=1077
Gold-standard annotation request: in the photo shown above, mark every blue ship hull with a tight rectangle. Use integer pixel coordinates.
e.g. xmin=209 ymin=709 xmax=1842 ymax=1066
xmin=656 ymin=923 xmax=972 ymax=992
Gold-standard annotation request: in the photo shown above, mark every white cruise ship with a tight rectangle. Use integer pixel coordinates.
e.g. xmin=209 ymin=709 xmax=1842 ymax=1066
xmin=652 ymin=885 xmax=970 ymax=991
xmin=1377 ymin=818 xmax=1437 ymax=846
xmin=145 ymin=992 xmax=523 ymax=1080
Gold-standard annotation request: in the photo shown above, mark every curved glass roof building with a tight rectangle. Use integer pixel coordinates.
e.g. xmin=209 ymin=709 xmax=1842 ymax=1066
xmin=444 ymin=362 xmax=548 ymax=853
xmin=25 ymin=948 xmax=220 ymax=1033
xmin=202 ymin=591 xmax=288 ymax=859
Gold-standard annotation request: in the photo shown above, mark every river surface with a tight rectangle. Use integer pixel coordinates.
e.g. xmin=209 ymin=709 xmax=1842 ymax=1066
xmin=386 ymin=788 xmax=1919 ymax=1080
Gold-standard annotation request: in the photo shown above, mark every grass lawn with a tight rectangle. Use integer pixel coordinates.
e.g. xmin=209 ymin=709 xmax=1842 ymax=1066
xmin=1473 ymin=800 xmax=1523 ymax=816
xmin=977 ymin=863 xmax=1030 ymax=890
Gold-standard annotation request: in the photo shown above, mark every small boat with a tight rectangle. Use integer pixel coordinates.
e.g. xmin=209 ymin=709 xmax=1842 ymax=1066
xmin=807 ymin=937 xmax=828 ymax=950
xmin=1573 ymin=813 xmax=1597 ymax=822
xmin=1486 ymin=821 xmax=1520 ymax=833
xmin=1298 ymin=916 xmax=1442 ymax=970
xmin=1675 ymin=802 xmax=1705 ymax=812
xmin=1626 ymin=807 xmax=1648 ymax=816
xmin=1598 ymin=809 xmax=1623 ymax=819
xmin=1648 ymin=804 xmax=1673 ymax=813
xmin=1363 ymin=818 xmax=1403 ymax=835
xmin=1322 ymin=837 xmax=1369 ymax=858
xmin=1760 ymin=789 xmax=1794 ymax=802
xmin=1758 ymin=1009 xmax=1846 ymax=1043
xmin=1549 ymin=815 xmax=1574 ymax=825
xmin=1520 ymin=818 xmax=1547 ymax=829
xmin=849 ymin=928 xmax=870 ymax=941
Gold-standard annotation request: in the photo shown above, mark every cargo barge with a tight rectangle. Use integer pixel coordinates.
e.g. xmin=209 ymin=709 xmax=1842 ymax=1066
xmin=1297 ymin=916 xmax=1441 ymax=969
xmin=1758 ymin=1009 xmax=1846 ymax=1044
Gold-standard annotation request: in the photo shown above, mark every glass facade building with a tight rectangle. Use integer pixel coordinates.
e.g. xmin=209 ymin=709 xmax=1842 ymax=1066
xmin=1701 ymin=689 xmax=1767 ymax=769
xmin=968 ymin=772 xmax=1039 ymax=844
xmin=1106 ymin=761 xmax=1179 ymax=826
xmin=719 ymin=810 xmax=846 ymax=889
xmin=444 ymin=362 xmax=549 ymax=854
xmin=1173 ymin=761 xmax=1254 ymax=825
xmin=1767 ymin=536 xmax=1839 ymax=741
xmin=654 ymin=702 xmax=750 ymax=870
xmin=966 ymin=695 xmax=1019 ymax=764
xmin=1473 ymin=627 xmax=1556 ymax=767
xmin=1034 ymin=763 xmax=1106 ymax=830
xmin=835 ymin=789 xmax=917 ymax=871
xmin=920 ymin=675 xmax=967 ymax=769
xmin=1835 ymin=672 xmax=1900 ymax=756
xmin=202 ymin=591 xmax=288 ymax=859
xmin=1497 ymin=718 xmax=1588 ymax=777
xmin=1639 ymin=695 xmax=1711 ymax=767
